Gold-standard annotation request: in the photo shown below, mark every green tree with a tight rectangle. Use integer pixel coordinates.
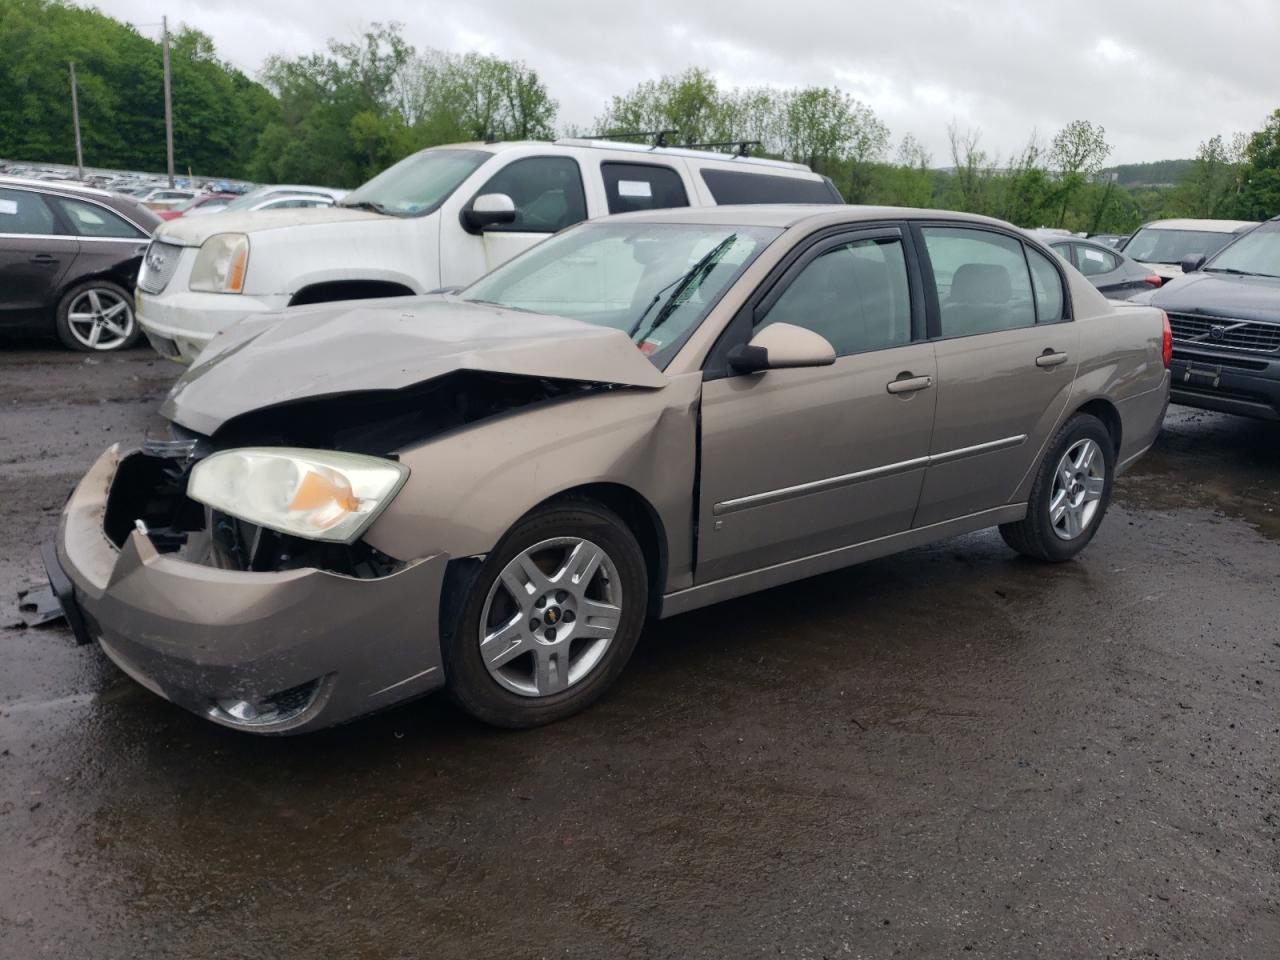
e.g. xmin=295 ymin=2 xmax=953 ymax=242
xmin=1235 ymin=110 xmax=1280 ymax=220
xmin=1049 ymin=120 xmax=1111 ymax=228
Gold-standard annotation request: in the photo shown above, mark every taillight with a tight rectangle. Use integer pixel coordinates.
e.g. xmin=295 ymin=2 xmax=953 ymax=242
xmin=1144 ymin=275 xmax=1163 ymax=287
xmin=1161 ymin=311 xmax=1172 ymax=368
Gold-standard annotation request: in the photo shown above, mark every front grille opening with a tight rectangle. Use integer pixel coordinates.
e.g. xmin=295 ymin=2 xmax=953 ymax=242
xmin=103 ymin=452 xmax=204 ymax=550
xmin=1168 ymin=313 xmax=1280 ymax=354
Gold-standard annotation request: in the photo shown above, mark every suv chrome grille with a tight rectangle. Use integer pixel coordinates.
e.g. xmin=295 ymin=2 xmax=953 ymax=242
xmin=1167 ymin=312 xmax=1280 ymax=354
xmin=137 ymin=240 xmax=184 ymax=294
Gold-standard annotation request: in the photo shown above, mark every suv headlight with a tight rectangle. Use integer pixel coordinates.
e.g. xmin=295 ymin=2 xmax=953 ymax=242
xmin=189 ymin=233 xmax=249 ymax=293
xmin=187 ymin=448 xmax=409 ymax=543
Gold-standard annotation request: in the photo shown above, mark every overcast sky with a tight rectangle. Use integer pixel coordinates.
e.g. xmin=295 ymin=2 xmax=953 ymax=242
xmin=93 ymin=0 xmax=1279 ymax=166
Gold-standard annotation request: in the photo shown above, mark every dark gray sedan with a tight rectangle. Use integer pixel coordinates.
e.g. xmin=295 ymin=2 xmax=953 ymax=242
xmin=1029 ymin=231 xmax=1162 ymax=301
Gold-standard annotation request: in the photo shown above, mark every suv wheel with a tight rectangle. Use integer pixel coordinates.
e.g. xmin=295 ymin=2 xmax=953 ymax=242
xmin=55 ymin=280 xmax=141 ymax=352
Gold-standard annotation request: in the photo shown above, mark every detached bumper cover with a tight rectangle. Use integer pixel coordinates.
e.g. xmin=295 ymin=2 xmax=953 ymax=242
xmin=55 ymin=445 xmax=449 ymax=733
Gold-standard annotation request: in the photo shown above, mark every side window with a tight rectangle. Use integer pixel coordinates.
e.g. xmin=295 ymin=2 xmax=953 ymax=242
xmin=52 ymin=196 xmax=146 ymax=239
xmin=1073 ymin=244 xmax=1118 ymax=277
xmin=701 ymin=169 xmax=841 ymax=204
xmin=602 ymin=163 xmax=688 ymax=214
xmin=758 ymin=238 xmax=912 ymax=356
xmin=1026 ymin=246 xmax=1066 ymax=323
xmin=0 ymin=188 xmax=57 ymax=235
xmin=472 ymin=156 xmax=587 ymax=233
xmin=921 ymin=227 xmax=1036 ymax=337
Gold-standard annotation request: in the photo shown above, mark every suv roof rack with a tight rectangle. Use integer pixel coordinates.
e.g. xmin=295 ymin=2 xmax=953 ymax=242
xmin=552 ymin=136 xmax=811 ymax=173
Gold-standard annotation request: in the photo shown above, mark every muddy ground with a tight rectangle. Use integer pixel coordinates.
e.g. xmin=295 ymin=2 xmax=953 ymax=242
xmin=1 ymin=344 xmax=1277 ymax=959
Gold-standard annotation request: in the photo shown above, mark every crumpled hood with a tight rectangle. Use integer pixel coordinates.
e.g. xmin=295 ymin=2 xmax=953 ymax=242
xmin=1150 ymin=271 xmax=1280 ymax=319
xmin=156 ymin=206 xmax=384 ymax=246
xmin=161 ymin=296 xmax=668 ymax=436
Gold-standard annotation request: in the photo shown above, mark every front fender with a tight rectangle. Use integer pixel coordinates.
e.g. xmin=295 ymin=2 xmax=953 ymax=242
xmin=362 ymin=372 xmax=703 ymax=593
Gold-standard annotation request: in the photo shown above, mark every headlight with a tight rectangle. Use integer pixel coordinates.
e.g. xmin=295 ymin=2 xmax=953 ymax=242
xmin=187 ymin=448 xmax=409 ymax=543
xmin=189 ymin=233 xmax=249 ymax=293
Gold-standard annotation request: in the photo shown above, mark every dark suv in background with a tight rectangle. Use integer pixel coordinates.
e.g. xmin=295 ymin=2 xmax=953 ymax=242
xmin=0 ymin=177 xmax=159 ymax=351
xmin=1139 ymin=216 xmax=1280 ymax=421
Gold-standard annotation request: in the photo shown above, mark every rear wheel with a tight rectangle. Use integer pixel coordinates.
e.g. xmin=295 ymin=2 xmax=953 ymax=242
xmin=999 ymin=413 xmax=1115 ymax=562
xmin=443 ymin=501 xmax=648 ymax=728
xmin=54 ymin=280 xmax=141 ymax=352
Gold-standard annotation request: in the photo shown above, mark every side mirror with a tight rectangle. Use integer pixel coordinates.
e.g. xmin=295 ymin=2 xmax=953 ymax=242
xmin=727 ymin=322 xmax=837 ymax=374
xmin=1181 ymin=253 xmax=1207 ymax=274
xmin=463 ymin=193 xmax=517 ymax=232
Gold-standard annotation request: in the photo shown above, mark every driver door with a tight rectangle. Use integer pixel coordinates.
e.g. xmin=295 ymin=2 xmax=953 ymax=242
xmin=696 ymin=226 xmax=937 ymax=583
xmin=439 ymin=155 xmax=592 ymax=286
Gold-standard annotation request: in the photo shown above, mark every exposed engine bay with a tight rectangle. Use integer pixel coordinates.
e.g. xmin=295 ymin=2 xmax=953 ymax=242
xmin=106 ymin=372 xmax=609 ymax=577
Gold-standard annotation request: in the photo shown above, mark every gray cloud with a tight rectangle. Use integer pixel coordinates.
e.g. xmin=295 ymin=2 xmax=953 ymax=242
xmin=96 ymin=0 xmax=1280 ymax=164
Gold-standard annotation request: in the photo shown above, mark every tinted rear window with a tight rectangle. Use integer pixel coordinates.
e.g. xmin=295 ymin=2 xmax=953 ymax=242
xmin=602 ymin=162 xmax=689 ymax=214
xmin=700 ymin=169 xmax=841 ymax=205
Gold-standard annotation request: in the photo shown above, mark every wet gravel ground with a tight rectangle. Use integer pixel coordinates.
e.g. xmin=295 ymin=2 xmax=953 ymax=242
xmin=1 ymin=344 xmax=1277 ymax=959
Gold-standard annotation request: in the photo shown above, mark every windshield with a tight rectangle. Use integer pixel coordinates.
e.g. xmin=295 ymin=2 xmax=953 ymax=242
xmin=461 ymin=221 xmax=780 ymax=368
xmin=1125 ymin=227 xmax=1242 ymax=265
xmin=340 ymin=148 xmax=490 ymax=217
xmin=1204 ymin=223 xmax=1280 ymax=278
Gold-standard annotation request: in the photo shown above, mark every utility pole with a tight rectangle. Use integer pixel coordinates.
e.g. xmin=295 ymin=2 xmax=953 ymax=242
xmin=69 ymin=62 xmax=84 ymax=180
xmin=162 ymin=15 xmax=175 ymax=187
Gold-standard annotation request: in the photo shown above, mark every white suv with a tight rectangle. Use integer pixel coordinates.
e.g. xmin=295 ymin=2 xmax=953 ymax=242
xmin=135 ymin=138 xmax=840 ymax=362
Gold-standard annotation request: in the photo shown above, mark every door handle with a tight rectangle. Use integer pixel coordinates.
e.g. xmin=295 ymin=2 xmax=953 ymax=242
xmin=886 ymin=374 xmax=934 ymax=395
xmin=29 ymin=254 xmax=58 ymax=265
xmin=1036 ymin=350 xmax=1069 ymax=368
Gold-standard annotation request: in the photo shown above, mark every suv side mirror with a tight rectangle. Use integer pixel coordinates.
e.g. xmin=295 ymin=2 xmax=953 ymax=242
xmin=727 ymin=322 xmax=837 ymax=374
xmin=463 ymin=193 xmax=517 ymax=232
xmin=1181 ymin=252 xmax=1207 ymax=274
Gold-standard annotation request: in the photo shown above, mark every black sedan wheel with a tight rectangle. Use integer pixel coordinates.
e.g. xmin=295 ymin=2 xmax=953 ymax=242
xmin=55 ymin=280 xmax=141 ymax=352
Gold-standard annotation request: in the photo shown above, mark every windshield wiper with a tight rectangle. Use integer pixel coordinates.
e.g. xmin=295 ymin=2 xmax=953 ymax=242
xmin=1204 ymin=266 xmax=1270 ymax=277
xmin=628 ymin=234 xmax=739 ymax=343
xmin=339 ymin=200 xmax=393 ymax=215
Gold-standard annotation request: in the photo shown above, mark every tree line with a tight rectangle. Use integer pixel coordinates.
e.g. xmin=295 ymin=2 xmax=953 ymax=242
xmin=4 ymin=2 xmax=1279 ymax=231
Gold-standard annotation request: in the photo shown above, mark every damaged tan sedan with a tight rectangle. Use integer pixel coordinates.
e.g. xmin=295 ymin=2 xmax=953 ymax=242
xmin=48 ymin=206 xmax=1172 ymax=733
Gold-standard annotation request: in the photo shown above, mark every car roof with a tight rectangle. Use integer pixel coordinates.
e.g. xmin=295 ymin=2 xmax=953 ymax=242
xmin=1137 ymin=218 xmax=1259 ymax=232
xmin=0 ymin=175 xmax=116 ymax=199
xmin=596 ymin=203 xmax=1019 ymax=232
xmin=430 ymin=139 xmax=817 ymax=174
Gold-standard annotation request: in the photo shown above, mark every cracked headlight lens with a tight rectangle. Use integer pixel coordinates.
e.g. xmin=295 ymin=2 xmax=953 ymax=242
xmin=188 ymin=448 xmax=409 ymax=543
xmin=189 ymin=233 xmax=249 ymax=293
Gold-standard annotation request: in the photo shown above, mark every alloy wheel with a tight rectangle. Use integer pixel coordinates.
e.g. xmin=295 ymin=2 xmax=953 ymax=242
xmin=1049 ymin=438 xmax=1105 ymax=540
xmin=479 ymin=537 xmax=623 ymax=698
xmin=66 ymin=288 xmax=134 ymax=350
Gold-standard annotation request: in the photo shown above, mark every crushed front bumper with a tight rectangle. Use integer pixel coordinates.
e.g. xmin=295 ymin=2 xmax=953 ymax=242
xmin=53 ymin=445 xmax=449 ymax=734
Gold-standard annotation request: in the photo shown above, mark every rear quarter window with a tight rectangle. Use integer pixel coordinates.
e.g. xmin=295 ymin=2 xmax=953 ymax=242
xmin=700 ymin=169 xmax=841 ymax=205
xmin=602 ymin=163 xmax=689 ymax=214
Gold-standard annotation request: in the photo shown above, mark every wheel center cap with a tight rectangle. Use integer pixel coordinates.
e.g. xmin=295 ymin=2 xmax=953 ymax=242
xmin=543 ymin=606 xmax=562 ymax=626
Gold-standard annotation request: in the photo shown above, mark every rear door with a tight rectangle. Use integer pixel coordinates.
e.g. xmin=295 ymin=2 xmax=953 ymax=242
xmin=46 ymin=194 xmax=150 ymax=288
xmin=911 ymin=224 xmax=1078 ymax=527
xmin=0 ymin=186 xmax=77 ymax=328
xmin=697 ymin=225 xmax=937 ymax=582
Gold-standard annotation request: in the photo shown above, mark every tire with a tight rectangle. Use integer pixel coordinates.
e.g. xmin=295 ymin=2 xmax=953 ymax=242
xmin=999 ymin=413 xmax=1115 ymax=562
xmin=54 ymin=279 xmax=142 ymax=352
xmin=442 ymin=500 xmax=649 ymax=728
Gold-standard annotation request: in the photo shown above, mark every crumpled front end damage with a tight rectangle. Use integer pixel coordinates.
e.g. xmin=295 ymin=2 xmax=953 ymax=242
xmin=56 ymin=444 xmax=449 ymax=733
xmin=53 ymin=341 xmax=698 ymax=733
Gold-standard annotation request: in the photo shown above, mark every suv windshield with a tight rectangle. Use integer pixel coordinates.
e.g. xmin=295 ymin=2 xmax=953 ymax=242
xmin=1125 ymin=227 xmax=1241 ymax=265
xmin=1204 ymin=223 xmax=1280 ymax=278
xmin=341 ymin=148 xmax=491 ymax=217
xmin=461 ymin=221 xmax=780 ymax=368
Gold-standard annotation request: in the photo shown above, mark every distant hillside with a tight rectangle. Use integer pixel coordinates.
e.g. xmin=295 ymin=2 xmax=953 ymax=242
xmin=1104 ymin=159 xmax=1193 ymax=187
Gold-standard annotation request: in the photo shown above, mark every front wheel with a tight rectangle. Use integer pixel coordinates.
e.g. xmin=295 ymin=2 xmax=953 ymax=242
xmin=443 ymin=501 xmax=648 ymax=728
xmin=999 ymin=413 xmax=1115 ymax=562
xmin=54 ymin=280 xmax=141 ymax=352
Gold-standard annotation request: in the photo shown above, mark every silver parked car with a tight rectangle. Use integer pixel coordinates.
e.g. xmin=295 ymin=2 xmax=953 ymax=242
xmin=48 ymin=205 xmax=1172 ymax=734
